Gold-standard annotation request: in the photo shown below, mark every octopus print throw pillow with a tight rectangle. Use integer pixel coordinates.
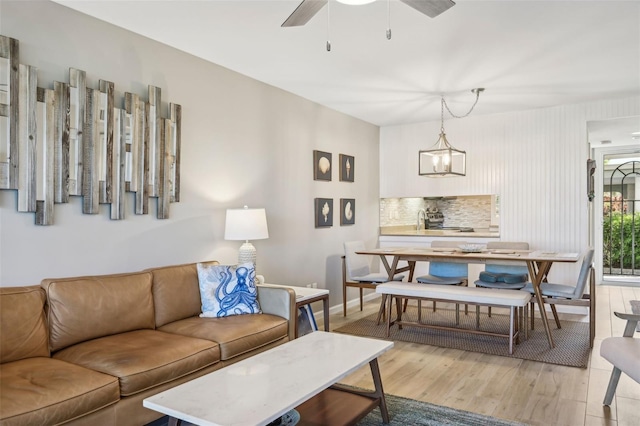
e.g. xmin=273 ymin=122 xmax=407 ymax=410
xmin=197 ymin=262 xmax=262 ymax=318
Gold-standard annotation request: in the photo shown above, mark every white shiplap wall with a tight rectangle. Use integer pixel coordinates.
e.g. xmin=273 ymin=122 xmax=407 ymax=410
xmin=380 ymin=96 xmax=640 ymax=284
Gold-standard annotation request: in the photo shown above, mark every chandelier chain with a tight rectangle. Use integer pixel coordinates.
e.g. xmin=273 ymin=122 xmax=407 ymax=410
xmin=441 ymin=88 xmax=482 ymax=120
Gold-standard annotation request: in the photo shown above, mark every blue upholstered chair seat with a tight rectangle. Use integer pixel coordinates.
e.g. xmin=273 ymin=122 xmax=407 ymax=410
xmin=478 ymin=271 xmax=528 ymax=284
xmin=415 ymin=258 xmax=467 ymax=285
xmin=412 ymin=241 xmax=469 ymax=315
xmin=417 ymin=275 xmax=467 ymax=285
xmin=476 ymin=271 xmax=528 ymax=289
xmin=474 ymin=242 xmax=530 ymax=322
xmin=474 ymin=280 xmax=527 ymax=290
xmin=475 ymin=253 xmax=529 ymax=291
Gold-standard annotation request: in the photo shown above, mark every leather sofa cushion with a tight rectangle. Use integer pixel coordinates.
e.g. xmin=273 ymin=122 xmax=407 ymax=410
xmin=148 ymin=261 xmax=219 ymax=328
xmin=53 ymin=329 xmax=220 ymax=397
xmin=158 ymin=314 xmax=288 ymax=361
xmin=0 ymin=286 xmax=49 ymax=363
xmin=0 ymin=357 xmax=119 ymax=426
xmin=42 ymin=272 xmax=156 ymax=352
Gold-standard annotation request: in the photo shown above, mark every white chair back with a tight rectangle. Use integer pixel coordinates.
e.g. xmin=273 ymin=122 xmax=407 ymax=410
xmin=344 ymin=241 xmax=371 ymax=280
xmin=573 ymin=249 xmax=595 ymax=299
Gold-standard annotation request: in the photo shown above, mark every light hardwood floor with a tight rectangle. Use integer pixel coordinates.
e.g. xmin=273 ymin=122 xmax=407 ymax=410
xmin=326 ymin=285 xmax=640 ymax=426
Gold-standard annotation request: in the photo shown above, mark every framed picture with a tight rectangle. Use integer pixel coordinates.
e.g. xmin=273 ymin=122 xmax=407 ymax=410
xmin=339 ymin=154 xmax=354 ymax=182
xmin=297 ymin=305 xmax=318 ymax=337
xmin=313 ymin=150 xmax=332 ymax=181
xmin=340 ymin=198 xmax=355 ymax=225
xmin=314 ymin=198 xmax=333 ymax=228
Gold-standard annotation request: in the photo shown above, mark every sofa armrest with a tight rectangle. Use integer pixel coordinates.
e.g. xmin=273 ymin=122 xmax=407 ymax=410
xmin=257 ymin=285 xmax=296 ymax=340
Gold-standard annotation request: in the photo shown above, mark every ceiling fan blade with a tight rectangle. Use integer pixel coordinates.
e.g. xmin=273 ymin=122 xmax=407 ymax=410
xmin=399 ymin=0 xmax=455 ymax=18
xmin=282 ymin=0 xmax=328 ymax=27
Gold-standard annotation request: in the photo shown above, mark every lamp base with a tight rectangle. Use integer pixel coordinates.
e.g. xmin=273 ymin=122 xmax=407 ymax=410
xmin=238 ymin=241 xmax=257 ymax=267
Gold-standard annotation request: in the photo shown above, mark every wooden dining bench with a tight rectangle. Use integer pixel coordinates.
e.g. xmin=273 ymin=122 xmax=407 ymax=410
xmin=376 ymin=282 xmax=532 ymax=354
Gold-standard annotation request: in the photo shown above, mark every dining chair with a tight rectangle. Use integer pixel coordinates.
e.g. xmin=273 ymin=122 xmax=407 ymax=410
xmin=343 ymin=241 xmax=405 ymax=317
xmin=475 ymin=241 xmax=530 ymax=319
xmin=522 ymin=248 xmax=596 ymax=347
xmin=601 ymin=311 xmax=640 ymax=406
xmin=411 ymin=240 xmax=469 ymax=318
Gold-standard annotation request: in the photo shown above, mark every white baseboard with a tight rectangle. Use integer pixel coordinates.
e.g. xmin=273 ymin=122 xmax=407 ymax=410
xmin=311 ymin=292 xmax=382 ymax=324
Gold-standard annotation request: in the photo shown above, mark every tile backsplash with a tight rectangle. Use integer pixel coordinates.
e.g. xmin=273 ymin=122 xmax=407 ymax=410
xmin=380 ymin=195 xmax=499 ymax=229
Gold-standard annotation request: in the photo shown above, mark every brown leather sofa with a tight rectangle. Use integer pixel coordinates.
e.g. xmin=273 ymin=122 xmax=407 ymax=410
xmin=0 ymin=262 xmax=296 ymax=426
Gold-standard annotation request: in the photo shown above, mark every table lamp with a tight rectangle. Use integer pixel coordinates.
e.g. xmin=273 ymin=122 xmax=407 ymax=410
xmin=224 ymin=206 xmax=269 ymax=267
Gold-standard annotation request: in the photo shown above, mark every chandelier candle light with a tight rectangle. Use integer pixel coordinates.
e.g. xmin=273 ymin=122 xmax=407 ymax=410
xmin=224 ymin=206 xmax=269 ymax=267
xmin=419 ymin=88 xmax=484 ymax=177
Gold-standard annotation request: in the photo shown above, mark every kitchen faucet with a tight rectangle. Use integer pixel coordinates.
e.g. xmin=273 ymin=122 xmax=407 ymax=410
xmin=416 ymin=209 xmax=427 ymax=231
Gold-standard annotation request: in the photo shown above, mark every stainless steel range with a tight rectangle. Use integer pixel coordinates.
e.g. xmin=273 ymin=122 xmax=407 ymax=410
xmin=425 ymin=210 xmax=445 ymax=229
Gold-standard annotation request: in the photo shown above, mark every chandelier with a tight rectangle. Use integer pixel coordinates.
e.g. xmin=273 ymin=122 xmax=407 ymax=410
xmin=419 ymin=88 xmax=484 ymax=177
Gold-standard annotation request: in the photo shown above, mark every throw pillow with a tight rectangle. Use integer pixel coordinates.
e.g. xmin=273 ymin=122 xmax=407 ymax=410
xmin=197 ymin=262 xmax=262 ymax=318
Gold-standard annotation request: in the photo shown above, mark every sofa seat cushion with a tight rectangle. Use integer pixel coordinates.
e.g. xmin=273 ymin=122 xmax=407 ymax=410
xmin=52 ymin=330 xmax=220 ymax=397
xmin=158 ymin=314 xmax=288 ymax=361
xmin=0 ymin=357 xmax=119 ymax=426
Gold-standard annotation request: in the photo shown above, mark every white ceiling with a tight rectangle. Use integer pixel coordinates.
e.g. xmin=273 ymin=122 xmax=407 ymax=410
xmin=53 ymin=0 xmax=640 ymax=127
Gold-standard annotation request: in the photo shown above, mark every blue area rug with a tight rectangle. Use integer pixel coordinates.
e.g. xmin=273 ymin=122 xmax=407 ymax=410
xmin=358 ymin=392 xmax=526 ymax=426
xmin=335 ymin=306 xmax=591 ymax=368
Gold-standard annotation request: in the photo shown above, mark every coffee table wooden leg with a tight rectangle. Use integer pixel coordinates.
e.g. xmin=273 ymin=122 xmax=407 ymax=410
xmin=323 ymin=296 xmax=330 ymax=332
xmin=369 ymin=358 xmax=390 ymax=424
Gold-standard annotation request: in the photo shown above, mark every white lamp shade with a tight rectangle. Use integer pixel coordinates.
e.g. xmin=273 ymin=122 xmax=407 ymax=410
xmin=224 ymin=207 xmax=269 ymax=241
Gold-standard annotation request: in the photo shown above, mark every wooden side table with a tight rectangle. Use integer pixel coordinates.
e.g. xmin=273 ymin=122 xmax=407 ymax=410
xmin=265 ymin=284 xmax=330 ymax=337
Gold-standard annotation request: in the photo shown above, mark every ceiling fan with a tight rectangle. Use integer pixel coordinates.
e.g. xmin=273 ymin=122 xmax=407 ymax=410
xmin=282 ymin=0 xmax=456 ymax=27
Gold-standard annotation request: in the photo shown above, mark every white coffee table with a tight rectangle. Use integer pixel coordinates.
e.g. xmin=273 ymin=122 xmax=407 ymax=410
xmin=143 ymin=332 xmax=393 ymax=426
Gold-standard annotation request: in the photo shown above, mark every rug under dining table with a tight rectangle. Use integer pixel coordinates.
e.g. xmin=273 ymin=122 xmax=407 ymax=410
xmin=334 ymin=305 xmax=591 ymax=368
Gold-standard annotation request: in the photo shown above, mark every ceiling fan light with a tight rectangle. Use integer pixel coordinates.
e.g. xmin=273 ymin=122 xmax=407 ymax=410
xmin=336 ymin=0 xmax=376 ymax=5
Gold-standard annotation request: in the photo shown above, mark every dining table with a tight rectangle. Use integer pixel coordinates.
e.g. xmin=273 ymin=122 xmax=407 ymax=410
xmin=355 ymin=246 xmax=581 ymax=348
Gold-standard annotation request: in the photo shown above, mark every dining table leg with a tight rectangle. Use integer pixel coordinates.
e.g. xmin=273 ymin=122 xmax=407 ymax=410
xmin=527 ymin=260 xmax=555 ymax=348
xmin=375 ymin=255 xmax=415 ymax=325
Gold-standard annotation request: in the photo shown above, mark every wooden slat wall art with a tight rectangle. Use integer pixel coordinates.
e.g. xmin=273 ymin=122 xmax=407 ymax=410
xmin=68 ymin=68 xmax=85 ymax=196
xmin=0 ymin=35 xmax=182 ymax=224
xmin=98 ymin=79 xmax=114 ymax=204
xmin=82 ymin=87 xmax=100 ymax=214
xmin=35 ymin=87 xmax=55 ymax=225
xmin=125 ymin=92 xmax=147 ymax=215
xmin=110 ymin=108 xmax=125 ymax=220
xmin=146 ymin=85 xmax=161 ymax=198
xmin=170 ymin=103 xmax=181 ymax=202
xmin=0 ymin=35 xmax=19 ymax=189
xmin=53 ymin=81 xmax=70 ymax=204
xmin=157 ymin=117 xmax=170 ymax=219
xmin=17 ymin=64 xmax=36 ymax=212
xmin=124 ymin=95 xmax=133 ymax=191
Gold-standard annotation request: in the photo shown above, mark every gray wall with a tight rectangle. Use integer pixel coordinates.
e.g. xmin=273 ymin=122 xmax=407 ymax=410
xmin=0 ymin=1 xmax=381 ymax=311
